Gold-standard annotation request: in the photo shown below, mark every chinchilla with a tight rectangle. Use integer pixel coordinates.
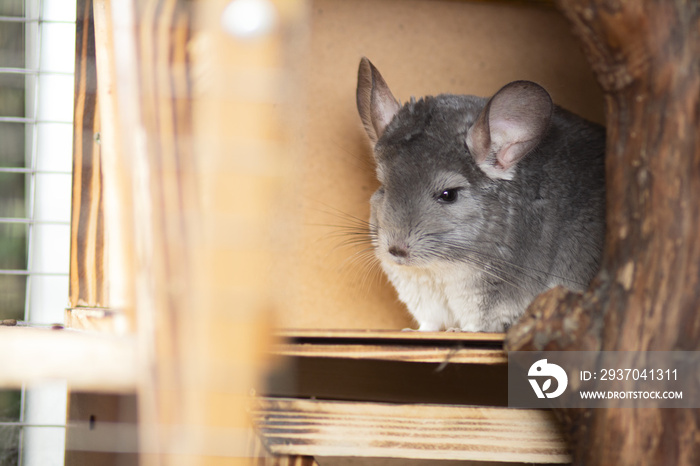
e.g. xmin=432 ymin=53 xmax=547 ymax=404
xmin=356 ymin=57 xmax=605 ymax=332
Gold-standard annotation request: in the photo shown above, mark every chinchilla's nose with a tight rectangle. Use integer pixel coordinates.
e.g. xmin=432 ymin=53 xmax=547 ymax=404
xmin=388 ymin=245 xmax=409 ymax=258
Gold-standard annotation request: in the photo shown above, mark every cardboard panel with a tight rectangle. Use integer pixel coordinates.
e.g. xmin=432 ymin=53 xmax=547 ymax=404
xmin=280 ymin=0 xmax=604 ymax=329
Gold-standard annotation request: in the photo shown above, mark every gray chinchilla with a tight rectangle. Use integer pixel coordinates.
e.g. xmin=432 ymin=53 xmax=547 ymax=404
xmin=356 ymin=57 xmax=605 ymax=332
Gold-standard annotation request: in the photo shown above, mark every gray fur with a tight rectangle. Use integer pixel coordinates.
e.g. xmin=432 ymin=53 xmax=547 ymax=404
xmin=356 ymin=57 xmax=605 ymax=332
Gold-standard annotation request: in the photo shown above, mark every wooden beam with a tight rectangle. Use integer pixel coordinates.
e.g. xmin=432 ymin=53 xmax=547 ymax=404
xmin=0 ymin=326 xmax=136 ymax=393
xmin=252 ymin=397 xmax=570 ymax=463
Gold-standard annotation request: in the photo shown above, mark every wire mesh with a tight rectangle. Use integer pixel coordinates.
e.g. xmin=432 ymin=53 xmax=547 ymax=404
xmin=0 ymin=0 xmax=76 ymax=464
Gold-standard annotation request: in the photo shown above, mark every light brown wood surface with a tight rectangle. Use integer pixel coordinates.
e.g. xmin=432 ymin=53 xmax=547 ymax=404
xmin=252 ymin=397 xmax=570 ymax=463
xmin=277 ymin=329 xmax=506 ymax=342
xmin=70 ymin=0 xmax=107 ymax=309
xmin=274 ymin=329 xmax=506 ymax=364
xmin=274 ymin=344 xmax=506 ymax=364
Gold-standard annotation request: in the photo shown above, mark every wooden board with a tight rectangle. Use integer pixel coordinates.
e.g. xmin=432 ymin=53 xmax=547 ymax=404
xmin=277 ymin=329 xmax=506 ymax=342
xmin=274 ymin=329 xmax=506 ymax=364
xmin=252 ymin=397 xmax=570 ymax=463
xmin=274 ymin=344 xmax=506 ymax=364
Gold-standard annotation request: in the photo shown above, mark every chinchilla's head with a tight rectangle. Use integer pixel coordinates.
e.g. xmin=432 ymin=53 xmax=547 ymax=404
xmin=355 ymin=57 xmax=552 ymax=269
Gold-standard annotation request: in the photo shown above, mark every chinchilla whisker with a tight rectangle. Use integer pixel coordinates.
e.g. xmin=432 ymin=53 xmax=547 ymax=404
xmin=491 ymin=256 xmax=586 ymax=288
xmin=424 ymin=231 xmax=500 ymax=247
xmin=332 ymin=237 xmax=374 ymax=252
xmin=435 ymin=239 xmax=583 ymax=288
xmin=307 ymin=219 xmax=373 ymax=232
xmin=359 ymin=256 xmax=385 ymax=294
xmin=338 ymin=242 xmax=375 ymax=262
xmin=337 ymin=246 xmax=384 ymax=295
xmin=469 ymin=248 xmax=586 ymax=288
xmin=307 ymin=224 xmax=373 ymax=239
xmin=443 ymin=250 xmax=529 ymax=293
xmin=308 ymin=211 xmax=377 ymax=252
xmin=477 ymin=266 xmax=530 ymax=293
xmin=420 ymin=244 xmax=509 ymax=285
xmin=425 ymin=240 xmax=550 ymax=291
xmin=315 ymin=231 xmax=370 ymax=252
xmin=307 ymin=222 xmax=366 ymax=231
xmin=463 ymin=251 xmax=552 ymax=290
xmin=446 ymin=251 xmax=532 ymax=293
xmin=309 ymin=214 xmax=376 ymax=241
xmin=309 ymin=203 xmax=374 ymax=227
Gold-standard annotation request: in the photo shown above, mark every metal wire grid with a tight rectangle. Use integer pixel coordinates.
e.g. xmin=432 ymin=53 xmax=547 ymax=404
xmin=0 ymin=15 xmax=73 ymax=283
xmin=1 ymin=1 xmax=76 ymax=464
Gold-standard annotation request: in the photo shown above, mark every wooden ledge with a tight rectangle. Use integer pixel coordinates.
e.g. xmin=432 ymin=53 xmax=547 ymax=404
xmin=252 ymin=396 xmax=570 ymax=463
xmin=277 ymin=329 xmax=506 ymax=342
xmin=274 ymin=329 xmax=507 ymax=364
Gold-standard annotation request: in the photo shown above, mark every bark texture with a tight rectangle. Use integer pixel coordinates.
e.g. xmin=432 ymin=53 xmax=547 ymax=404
xmin=505 ymin=1 xmax=700 ymax=464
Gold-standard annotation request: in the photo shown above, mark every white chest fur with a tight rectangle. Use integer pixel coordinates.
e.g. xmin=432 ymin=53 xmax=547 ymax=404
xmin=380 ymin=260 xmax=490 ymax=331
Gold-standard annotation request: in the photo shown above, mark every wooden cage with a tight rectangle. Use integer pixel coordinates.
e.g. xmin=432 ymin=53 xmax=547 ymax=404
xmin=3 ymin=0 xmax=698 ymax=464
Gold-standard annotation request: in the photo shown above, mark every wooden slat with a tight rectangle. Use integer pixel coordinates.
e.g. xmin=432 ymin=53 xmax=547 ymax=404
xmin=252 ymin=397 xmax=570 ymax=464
xmin=273 ymin=344 xmax=506 ymax=364
xmin=274 ymin=329 xmax=506 ymax=364
xmin=70 ymin=0 xmax=106 ymax=308
xmin=0 ymin=326 xmax=136 ymax=393
xmin=278 ymin=329 xmax=506 ymax=342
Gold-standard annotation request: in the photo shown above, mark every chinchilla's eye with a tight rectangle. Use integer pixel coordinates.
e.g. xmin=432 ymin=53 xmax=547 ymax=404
xmin=437 ymin=188 xmax=460 ymax=203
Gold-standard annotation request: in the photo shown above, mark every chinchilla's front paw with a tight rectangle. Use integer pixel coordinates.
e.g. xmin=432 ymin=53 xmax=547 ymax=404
xmin=417 ymin=322 xmax=442 ymax=332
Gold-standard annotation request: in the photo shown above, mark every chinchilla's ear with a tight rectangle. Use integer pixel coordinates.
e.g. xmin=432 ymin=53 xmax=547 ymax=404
xmin=356 ymin=57 xmax=401 ymax=146
xmin=466 ymin=81 xmax=552 ymax=180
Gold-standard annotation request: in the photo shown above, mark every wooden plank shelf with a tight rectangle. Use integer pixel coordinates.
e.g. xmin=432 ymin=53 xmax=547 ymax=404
xmin=251 ymin=397 xmax=571 ymax=464
xmin=273 ymin=329 xmax=507 ymax=364
xmin=277 ymin=329 xmax=506 ymax=342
